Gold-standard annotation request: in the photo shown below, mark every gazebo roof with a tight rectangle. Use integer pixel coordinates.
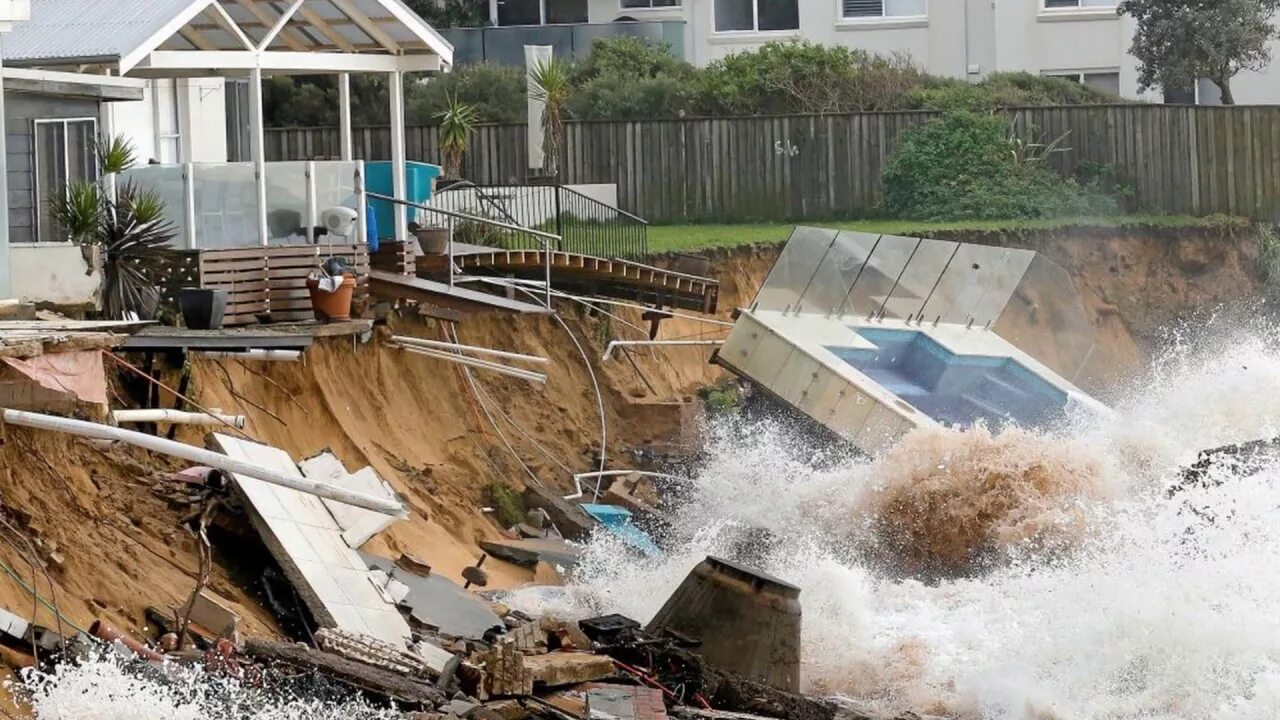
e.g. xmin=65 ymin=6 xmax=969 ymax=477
xmin=2 ymin=0 xmax=451 ymax=75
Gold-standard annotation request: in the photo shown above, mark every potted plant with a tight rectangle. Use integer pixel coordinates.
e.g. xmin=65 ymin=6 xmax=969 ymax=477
xmin=529 ymin=58 xmax=573 ymax=180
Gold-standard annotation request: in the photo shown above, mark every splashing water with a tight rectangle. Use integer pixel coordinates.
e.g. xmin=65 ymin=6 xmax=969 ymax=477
xmin=509 ymin=320 xmax=1280 ymax=719
xmin=21 ymin=321 xmax=1280 ymax=719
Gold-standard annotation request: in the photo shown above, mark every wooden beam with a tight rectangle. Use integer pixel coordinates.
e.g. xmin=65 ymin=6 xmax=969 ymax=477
xmin=294 ymin=4 xmax=358 ymax=52
xmin=329 ymin=0 xmax=401 ymax=53
xmin=178 ymin=26 xmax=219 ymax=51
xmin=257 ymin=0 xmax=308 ymax=51
xmin=233 ymin=0 xmax=309 ymax=51
xmin=205 ymin=3 xmax=255 ymax=50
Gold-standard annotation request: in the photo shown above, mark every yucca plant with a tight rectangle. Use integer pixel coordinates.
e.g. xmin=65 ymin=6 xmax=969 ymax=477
xmin=436 ymin=92 xmax=480 ymax=180
xmin=529 ymin=58 xmax=573 ymax=179
xmin=97 ymin=134 xmax=139 ymax=175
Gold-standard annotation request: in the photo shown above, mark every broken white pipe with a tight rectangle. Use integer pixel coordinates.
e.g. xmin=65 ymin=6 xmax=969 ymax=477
xmin=0 ymin=409 xmax=405 ymax=516
xmin=394 ymin=344 xmax=548 ymax=384
xmin=192 ymin=349 xmax=302 ymax=362
xmin=390 ymin=336 xmax=548 ymax=365
xmin=602 ymin=340 xmax=724 ymax=362
xmin=565 ymin=470 xmax=691 ymax=502
xmin=112 ymin=409 xmax=247 ymax=429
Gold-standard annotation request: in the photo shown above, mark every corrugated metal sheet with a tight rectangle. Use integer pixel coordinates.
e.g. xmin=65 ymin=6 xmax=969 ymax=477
xmin=1 ymin=0 xmax=198 ymax=63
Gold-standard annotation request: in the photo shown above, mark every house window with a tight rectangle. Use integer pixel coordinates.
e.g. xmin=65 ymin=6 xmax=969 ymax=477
xmin=713 ymin=0 xmax=799 ymax=31
xmin=33 ymin=118 xmax=98 ymax=243
xmin=1047 ymin=71 xmax=1121 ymax=95
xmin=621 ymin=0 xmax=679 ymax=8
xmin=841 ymin=0 xmax=926 ymax=19
xmin=1043 ymin=0 xmax=1114 ymax=8
xmin=154 ymin=78 xmax=182 ymax=164
xmin=495 ymin=0 xmax=587 ymax=24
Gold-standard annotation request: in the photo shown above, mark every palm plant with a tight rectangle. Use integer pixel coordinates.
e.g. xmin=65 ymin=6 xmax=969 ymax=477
xmin=436 ymin=92 xmax=480 ymax=180
xmin=529 ymin=58 xmax=573 ymax=179
xmin=46 ymin=133 xmax=178 ymax=319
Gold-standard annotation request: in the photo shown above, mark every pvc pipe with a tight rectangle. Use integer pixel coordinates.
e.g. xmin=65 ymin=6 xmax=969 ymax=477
xmin=0 ymin=409 xmax=405 ymax=516
xmin=390 ymin=336 xmax=548 ymax=365
xmin=112 ymin=409 xmax=247 ymax=429
xmin=394 ymin=345 xmax=548 ymax=384
xmin=193 ymin=350 xmax=302 ymax=362
xmin=602 ymin=340 xmax=724 ymax=361
xmin=564 ymin=470 xmax=690 ymax=502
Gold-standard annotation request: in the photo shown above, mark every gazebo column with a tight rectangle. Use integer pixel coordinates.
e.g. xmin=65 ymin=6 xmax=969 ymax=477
xmin=248 ymin=66 xmax=269 ymax=247
xmin=388 ymin=69 xmax=407 ymax=243
xmin=339 ymin=72 xmax=353 ymax=161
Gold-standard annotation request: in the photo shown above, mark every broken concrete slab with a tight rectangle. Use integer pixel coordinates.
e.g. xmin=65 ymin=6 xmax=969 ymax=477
xmin=587 ymin=685 xmax=668 ymax=720
xmin=211 ymin=435 xmax=413 ymax=647
xmin=479 ymin=537 xmax=582 ymax=570
xmin=300 ymin=452 xmax=401 ymax=548
xmin=522 ymin=485 xmax=596 ymax=540
xmin=523 ymin=652 xmax=615 ymax=688
xmin=175 ymin=590 xmax=241 ymax=642
xmin=362 ymin=553 xmax=505 ymax=640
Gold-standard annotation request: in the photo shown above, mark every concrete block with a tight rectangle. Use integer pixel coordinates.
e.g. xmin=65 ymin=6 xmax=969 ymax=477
xmin=522 ymin=652 xmax=615 ymax=688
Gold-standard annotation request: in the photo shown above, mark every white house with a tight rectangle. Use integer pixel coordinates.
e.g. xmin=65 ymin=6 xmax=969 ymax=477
xmin=498 ymin=0 xmax=1280 ymax=104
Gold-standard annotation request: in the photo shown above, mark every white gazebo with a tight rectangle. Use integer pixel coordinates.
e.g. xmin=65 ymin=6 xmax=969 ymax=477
xmin=2 ymin=0 xmax=453 ymax=246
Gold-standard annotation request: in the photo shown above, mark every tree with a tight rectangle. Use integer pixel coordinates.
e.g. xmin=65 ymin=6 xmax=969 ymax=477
xmin=529 ymin=58 xmax=573 ymax=178
xmin=436 ymin=93 xmax=479 ymax=179
xmin=1117 ymin=0 xmax=1280 ymax=105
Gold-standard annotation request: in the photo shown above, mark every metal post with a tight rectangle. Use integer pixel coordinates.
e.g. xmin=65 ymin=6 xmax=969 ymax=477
xmin=388 ymin=70 xmax=407 ymax=244
xmin=248 ymin=67 xmax=269 ymax=247
xmin=338 ymin=72 xmax=353 ymax=162
xmin=183 ymin=163 xmax=197 ymax=249
xmin=0 ymin=37 xmax=11 ymax=298
xmin=305 ymin=161 xmax=317 ymax=244
xmin=355 ymin=162 xmax=368 ymax=247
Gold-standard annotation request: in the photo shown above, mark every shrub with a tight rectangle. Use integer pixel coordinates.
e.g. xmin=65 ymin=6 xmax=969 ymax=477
xmin=568 ymin=38 xmax=696 ymax=120
xmin=410 ymin=63 xmax=527 ymax=124
xmin=882 ymin=111 xmax=1120 ymax=221
xmin=488 ymin=482 xmax=526 ymax=528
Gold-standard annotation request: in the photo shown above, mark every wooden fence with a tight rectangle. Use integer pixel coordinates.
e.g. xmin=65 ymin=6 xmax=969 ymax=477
xmin=265 ymin=105 xmax=1280 ymax=224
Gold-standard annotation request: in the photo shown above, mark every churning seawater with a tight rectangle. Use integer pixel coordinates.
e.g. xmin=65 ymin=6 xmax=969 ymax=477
xmin=18 ymin=319 xmax=1280 ymax=719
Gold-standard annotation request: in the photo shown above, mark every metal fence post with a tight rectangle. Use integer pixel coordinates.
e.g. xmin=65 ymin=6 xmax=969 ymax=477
xmin=183 ymin=163 xmax=197 ymax=250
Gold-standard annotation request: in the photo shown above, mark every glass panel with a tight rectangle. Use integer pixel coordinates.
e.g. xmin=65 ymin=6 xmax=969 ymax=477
xmin=800 ymin=230 xmax=878 ymax=316
xmin=880 ymin=238 xmax=959 ymax=319
xmin=758 ymin=0 xmax=799 ymax=29
xmin=968 ymin=247 xmax=1034 ymax=326
xmin=845 ymin=234 xmax=918 ymax=318
xmin=752 ymin=226 xmax=835 ymax=313
xmin=190 ymin=163 xmax=258 ymax=249
xmin=1083 ymin=72 xmax=1120 ymax=95
xmin=313 ymin=161 xmax=360 ymax=243
xmin=546 ymin=0 xmax=587 ymax=23
xmin=264 ymin=162 xmax=310 ymax=245
xmin=35 ymin=123 xmax=66 ymax=242
xmin=714 ymin=0 xmax=754 ymax=30
xmin=67 ymin=121 xmax=97 ymax=184
xmin=917 ymin=244 xmax=1015 ymax=325
xmin=497 ymin=0 xmax=541 ymax=25
xmin=118 ymin=164 xmax=189 ymax=248
xmin=993 ymin=254 xmax=1097 ymax=384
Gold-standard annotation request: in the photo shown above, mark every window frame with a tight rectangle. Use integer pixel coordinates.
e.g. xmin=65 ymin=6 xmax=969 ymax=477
xmin=493 ymin=0 xmax=589 ymax=25
xmin=838 ymin=0 xmax=927 ymax=22
xmin=1041 ymin=0 xmax=1116 ymax=11
xmin=711 ymin=0 xmax=801 ymax=34
xmin=619 ymin=0 xmax=681 ymax=11
xmin=32 ymin=117 xmax=99 ymax=244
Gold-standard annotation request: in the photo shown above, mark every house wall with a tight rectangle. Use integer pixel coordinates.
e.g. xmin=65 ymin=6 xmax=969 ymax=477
xmin=3 ymin=90 xmax=100 ymax=245
xmin=8 ymin=242 xmax=98 ymax=307
xmin=679 ymin=0 xmax=1280 ymax=103
xmin=103 ymin=77 xmax=229 ymax=164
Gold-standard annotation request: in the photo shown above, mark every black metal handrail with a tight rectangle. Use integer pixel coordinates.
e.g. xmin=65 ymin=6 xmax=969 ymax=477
xmin=431 ymin=181 xmax=648 ymax=259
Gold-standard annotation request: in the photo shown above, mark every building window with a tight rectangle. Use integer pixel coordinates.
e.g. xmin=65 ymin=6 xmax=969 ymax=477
xmin=841 ymin=0 xmax=926 ymax=19
xmin=714 ymin=0 xmax=799 ymax=31
xmin=1047 ymin=71 xmax=1121 ymax=95
xmin=33 ymin=118 xmax=98 ymax=243
xmin=495 ymin=0 xmax=587 ymax=24
xmin=154 ymin=78 xmax=182 ymax=164
xmin=621 ymin=0 xmax=680 ymax=8
xmin=1043 ymin=0 xmax=1114 ymax=9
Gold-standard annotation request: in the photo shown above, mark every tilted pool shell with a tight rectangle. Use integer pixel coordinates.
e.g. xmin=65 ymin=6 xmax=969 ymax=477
xmin=645 ymin=556 xmax=801 ymax=693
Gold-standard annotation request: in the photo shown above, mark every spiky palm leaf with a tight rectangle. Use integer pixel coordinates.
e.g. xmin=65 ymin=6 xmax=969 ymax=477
xmin=529 ymin=58 xmax=573 ymax=178
xmin=436 ymin=92 xmax=480 ymax=179
xmin=98 ymin=183 xmax=178 ymax=319
xmin=47 ymin=181 xmax=102 ymax=243
xmin=96 ymin=134 xmax=139 ymax=175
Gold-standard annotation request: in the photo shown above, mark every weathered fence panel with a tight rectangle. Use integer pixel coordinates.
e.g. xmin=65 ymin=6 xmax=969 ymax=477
xmin=265 ymin=106 xmax=1280 ymax=223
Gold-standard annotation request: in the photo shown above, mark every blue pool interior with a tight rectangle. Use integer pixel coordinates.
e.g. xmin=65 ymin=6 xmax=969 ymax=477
xmin=827 ymin=328 xmax=1070 ymax=428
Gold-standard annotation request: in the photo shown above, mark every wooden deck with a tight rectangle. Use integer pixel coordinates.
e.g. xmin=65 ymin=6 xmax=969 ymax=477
xmin=416 ymin=249 xmax=719 ymax=314
xmin=368 ymin=271 xmax=550 ymax=316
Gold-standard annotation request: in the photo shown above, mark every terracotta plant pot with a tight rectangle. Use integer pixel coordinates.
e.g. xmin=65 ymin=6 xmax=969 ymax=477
xmin=413 ymin=226 xmax=450 ymax=254
xmin=305 ymin=274 xmax=357 ymax=323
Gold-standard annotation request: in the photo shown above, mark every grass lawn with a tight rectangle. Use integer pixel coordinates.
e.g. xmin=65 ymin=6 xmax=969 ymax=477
xmin=646 ymin=215 xmax=1227 ymax=254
